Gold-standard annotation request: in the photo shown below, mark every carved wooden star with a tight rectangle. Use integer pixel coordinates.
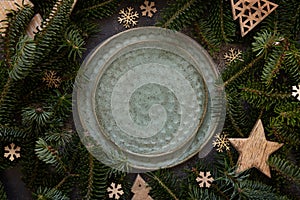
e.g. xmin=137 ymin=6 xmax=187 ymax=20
xmin=228 ymin=119 xmax=283 ymax=177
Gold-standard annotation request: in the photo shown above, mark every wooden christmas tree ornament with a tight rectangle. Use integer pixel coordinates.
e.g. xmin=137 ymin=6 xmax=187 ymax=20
xmin=228 ymin=119 xmax=283 ymax=177
xmin=131 ymin=174 xmax=153 ymax=200
xmin=230 ymin=0 xmax=278 ymax=37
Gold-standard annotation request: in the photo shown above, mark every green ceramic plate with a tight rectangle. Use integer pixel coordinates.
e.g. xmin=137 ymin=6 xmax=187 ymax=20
xmin=73 ymin=27 xmax=226 ymax=172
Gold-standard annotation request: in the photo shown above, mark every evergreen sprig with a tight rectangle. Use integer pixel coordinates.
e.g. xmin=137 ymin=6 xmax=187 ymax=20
xmin=34 ymin=187 xmax=69 ymax=200
xmin=0 ymin=181 xmax=7 ymax=200
xmin=157 ymin=0 xmax=210 ymax=30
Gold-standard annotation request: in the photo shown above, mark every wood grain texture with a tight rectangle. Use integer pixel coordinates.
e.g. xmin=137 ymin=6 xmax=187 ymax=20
xmin=229 ymin=119 xmax=283 ymax=177
xmin=25 ymin=13 xmax=42 ymax=38
xmin=230 ymin=0 xmax=278 ymax=36
xmin=131 ymin=174 xmax=153 ymax=200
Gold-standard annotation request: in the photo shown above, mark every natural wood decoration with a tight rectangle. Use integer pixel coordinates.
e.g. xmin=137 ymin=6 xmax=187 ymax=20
xmin=71 ymin=0 xmax=78 ymax=12
xmin=196 ymin=171 xmax=214 ymax=188
xmin=107 ymin=182 xmax=124 ymax=200
xmin=230 ymin=0 xmax=278 ymax=37
xmin=292 ymin=85 xmax=300 ymax=101
xmin=42 ymin=71 xmax=62 ymax=88
xmin=0 ymin=0 xmax=33 ymax=35
xmin=4 ymin=143 xmax=21 ymax=161
xmin=118 ymin=7 xmax=139 ymax=28
xmin=131 ymin=174 xmax=153 ymax=200
xmin=26 ymin=13 xmax=42 ymax=38
xmin=140 ymin=0 xmax=157 ymax=18
xmin=229 ymin=119 xmax=283 ymax=177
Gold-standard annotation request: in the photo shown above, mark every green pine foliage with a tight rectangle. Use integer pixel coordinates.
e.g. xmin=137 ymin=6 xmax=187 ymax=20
xmin=156 ymin=0 xmax=211 ymax=30
xmin=72 ymin=0 xmax=119 ymax=20
xmin=0 ymin=181 xmax=7 ymax=200
xmin=147 ymin=169 xmax=181 ymax=200
xmin=0 ymin=0 xmax=299 ymax=199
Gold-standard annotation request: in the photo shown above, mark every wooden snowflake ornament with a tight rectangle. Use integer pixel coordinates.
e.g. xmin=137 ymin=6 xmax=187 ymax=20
xmin=223 ymin=48 xmax=244 ymax=65
xmin=140 ymin=1 xmax=157 ymax=18
xmin=196 ymin=171 xmax=214 ymax=188
xmin=230 ymin=0 xmax=278 ymax=36
xmin=4 ymin=143 xmax=21 ymax=161
xmin=229 ymin=119 xmax=283 ymax=177
xmin=132 ymin=174 xmax=153 ymax=200
xmin=118 ymin=7 xmax=139 ymax=28
xmin=42 ymin=71 xmax=62 ymax=88
xmin=107 ymin=182 xmax=124 ymax=199
xmin=292 ymin=85 xmax=300 ymax=101
xmin=213 ymin=133 xmax=230 ymax=152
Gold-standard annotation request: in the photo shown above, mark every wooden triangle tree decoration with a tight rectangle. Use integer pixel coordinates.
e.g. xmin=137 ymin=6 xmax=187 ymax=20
xmin=131 ymin=174 xmax=153 ymax=200
xmin=230 ymin=0 xmax=278 ymax=36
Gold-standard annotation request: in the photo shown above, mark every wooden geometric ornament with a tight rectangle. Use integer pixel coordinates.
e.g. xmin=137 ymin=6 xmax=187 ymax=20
xmin=228 ymin=119 xmax=283 ymax=178
xmin=230 ymin=0 xmax=278 ymax=37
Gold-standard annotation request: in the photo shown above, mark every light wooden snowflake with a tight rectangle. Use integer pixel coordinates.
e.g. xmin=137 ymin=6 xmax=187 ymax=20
xmin=292 ymin=85 xmax=300 ymax=101
xmin=4 ymin=143 xmax=21 ymax=161
xmin=42 ymin=71 xmax=61 ymax=88
xmin=118 ymin=7 xmax=139 ymax=28
xmin=223 ymin=48 xmax=244 ymax=65
xmin=196 ymin=171 xmax=214 ymax=188
xmin=212 ymin=133 xmax=230 ymax=152
xmin=107 ymin=182 xmax=124 ymax=199
xmin=140 ymin=0 xmax=157 ymax=18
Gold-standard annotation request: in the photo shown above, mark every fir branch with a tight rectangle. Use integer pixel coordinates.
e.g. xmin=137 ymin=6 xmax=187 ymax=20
xmin=22 ymin=106 xmax=52 ymax=134
xmin=72 ymin=0 xmax=118 ymax=20
xmin=0 ymin=79 xmax=19 ymax=125
xmin=0 ymin=181 xmax=7 ymax=200
xmin=277 ymin=0 xmax=300 ymax=39
xmin=273 ymin=103 xmax=300 ymax=127
xmin=193 ymin=22 xmax=220 ymax=52
xmin=35 ymin=138 xmax=68 ymax=173
xmin=9 ymin=35 xmax=36 ymax=81
xmin=147 ymin=171 xmax=180 ymax=200
xmin=157 ymin=0 xmax=209 ymax=30
xmin=58 ymin=27 xmax=86 ymax=61
xmin=34 ymin=187 xmax=69 ymax=200
xmin=35 ymin=0 xmax=74 ymax=63
xmin=187 ymin=185 xmax=223 ymax=200
xmin=261 ymin=40 xmax=290 ymax=87
xmin=85 ymin=153 xmax=94 ymax=200
xmin=269 ymin=156 xmax=300 ymax=185
xmin=252 ymin=30 xmax=283 ymax=57
xmin=269 ymin=120 xmax=300 ymax=147
xmin=0 ymin=126 xmax=27 ymax=142
xmin=240 ymin=84 xmax=291 ymax=109
xmin=239 ymin=180 xmax=279 ymax=199
xmin=160 ymin=0 xmax=196 ymax=29
xmin=285 ymin=48 xmax=300 ymax=81
xmin=2 ymin=4 xmax=34 ymax=66
xmin=224 ymin=54 xmax=263 ymax=87
xmin=207 ymin=0 xmax=235 ymax=43
xmin=226 ymin=95 xmax=245 ymax=137
xmin=0 ymin=78 xmax=12 ymax=109
xmin=54 ymin=173 xmax=79 ymax=189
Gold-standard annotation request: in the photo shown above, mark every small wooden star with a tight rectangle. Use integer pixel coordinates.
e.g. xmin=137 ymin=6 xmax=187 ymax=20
xmin=228 ymin=119 xmax=283 ymax=177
